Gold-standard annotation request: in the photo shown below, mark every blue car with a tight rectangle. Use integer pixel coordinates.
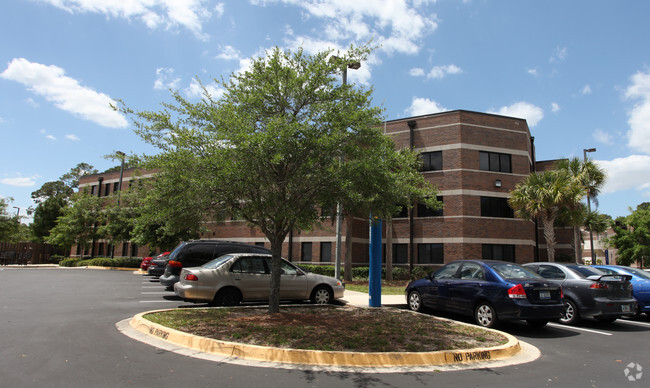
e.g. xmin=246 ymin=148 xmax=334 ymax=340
xmin=594 ymin=265 xmax=650 ymax=316
xmin=405 ymin=260 xmax=565 ymax=328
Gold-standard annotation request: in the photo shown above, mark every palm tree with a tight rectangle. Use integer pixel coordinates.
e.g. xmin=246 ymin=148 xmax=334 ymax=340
xmin=509 ymin=169 xmax=585 ymax=262
xmin=556 ymin=157 xmax=606 ymax=263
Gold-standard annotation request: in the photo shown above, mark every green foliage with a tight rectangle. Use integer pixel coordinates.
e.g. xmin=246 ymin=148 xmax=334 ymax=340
xmin=59 ymin=257 xmax=141 ymax=268
xmin=609 ymin=203 xmax=650 ymax=267
xmin=46 ymin=192 xmax=104 ymax=250
xmin=59 ymin=258 xmax=82 ymax=267
xmin=0 ymin=197 xmax=25 ymax=242
xmin=298 ymin=264 xmax=436 ymax=280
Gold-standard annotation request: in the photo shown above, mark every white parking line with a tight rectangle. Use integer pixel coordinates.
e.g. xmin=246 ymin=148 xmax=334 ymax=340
xmin=142 ymin=286 xmax=163 ymax=289
xmin=139 ymin=300 xmax=183 ymax=303
xmin=141 ymin=292 xmax=171 ymax=295
xmin=618 ymin=319 xmax=650 ymax=328
xmin=547 ymin=323 xmax=613 ymax=336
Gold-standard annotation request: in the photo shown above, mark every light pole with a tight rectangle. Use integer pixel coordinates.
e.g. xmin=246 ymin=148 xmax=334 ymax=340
xmin=583 ymin=148 xmax=596 ymax=264
xmin=111 ymin=151 xmax=126 ymax=259
xmin=331 ymin=56 xmax=361 ymax=281
xmin=13 ymin=206 xmax=20 ymax=223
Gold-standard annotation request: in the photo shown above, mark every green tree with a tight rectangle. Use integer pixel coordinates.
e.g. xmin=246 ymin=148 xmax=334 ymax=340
xmin=509 ymin=169 xmax=585 ymax=262
xmin=47 ymin=192 xmax=104 ymax=255
xmin=0 ymin=197 xmax=21 ymax=242
xmin=609 ymin=203 xmax=650 ymax=267
xmin=556 ymin=157 xmax=606 ymax=263
xmin=119 ymin=45 xmax=437 ymax=313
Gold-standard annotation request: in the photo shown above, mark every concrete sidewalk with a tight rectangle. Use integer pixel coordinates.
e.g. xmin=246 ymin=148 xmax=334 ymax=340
xmin=341 ymin=289 xmax=406 ymax=308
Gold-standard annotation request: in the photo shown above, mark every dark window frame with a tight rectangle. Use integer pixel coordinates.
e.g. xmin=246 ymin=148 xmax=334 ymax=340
xmin=419 ymin=151 xmax=442 ymax=172
xmin=417 ymin=243 xmax=444 ymax=264
xmin=320 ymin=242 xmax=332 ymax=263
xmin=480 ymin=196 xmax=514 ymax=218
xmin=479 ymin=151 xmax=512 ymax=173
xmin=482 ymin=244 xmax=515 ymax=262
xmin=417 ymin=196 xmax=443 ymax=217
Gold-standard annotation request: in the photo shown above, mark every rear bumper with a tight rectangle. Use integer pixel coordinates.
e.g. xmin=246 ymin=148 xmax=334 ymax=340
xmin=580 ymin=298 xmax=638 ymax=319
xmin=159 ymin=274 xmax=180 ymax=287
xmin=174 ymin=282 xmax=213 ymax=302
xmin=497 ymin=300 xmax=566 ymax=322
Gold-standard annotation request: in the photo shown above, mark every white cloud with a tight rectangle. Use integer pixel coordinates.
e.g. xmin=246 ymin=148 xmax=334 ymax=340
xmin=550 ymin=102 xmax=560 ymax=112
xmin=405 ymin=97 xmax=447 ymax=116
xmin=153 ymin=67 xmax=181 ymax=90
xmin=527 ymin=68 xmax=538 ymax=76
xmin=0 ymin=58 xmax=128 ymax=128
xmin=427 ymin=64 xmax=462 ymax=79
xmin=66 ymin=134 xmax=81 ymax=141
xmin=0 ymin=176 xmax=37 ymax=187
xmin=184 ymin=78 xmax=225 ymax=100
xmin=488 ymin=102 xmax=544 ymax=127
xmin=580 ymin=84 xmax=592 ymax=95
xmin=259 ymin=0 xmax=438 ymax=55
xmin=597 ymin=155 xmax=650 ymax=195
xmin=216 ymin=45 xmax=242 ymax=61
xmin=593 ymin=129 xmax=613 ymax=145
xmin=214 ymin=2 xmax=225 ymax=17
xmin=46 ymin=134 xmax=57 ymax=140
xmin=38 ymin=0 xmax=212 ymax=40
xmin=409 ymin=68 xmax=425 ymax=77
xmin=550 ymin=46 xmax=568 ymax=63
xmin=624 ymin=70 xmax=650 ymax=154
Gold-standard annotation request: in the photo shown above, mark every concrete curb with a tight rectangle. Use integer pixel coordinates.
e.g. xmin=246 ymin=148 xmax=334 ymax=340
xmin=129 ymin=308 xmax=523 ymax=368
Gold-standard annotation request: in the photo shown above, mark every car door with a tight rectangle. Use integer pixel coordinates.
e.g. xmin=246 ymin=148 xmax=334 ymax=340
xmin=448 ymin=262 xmax=486 ymax=315
xmin=273 ymin=259 xmax=310 ymax=300
xmin=424 ymin=262 xmax=462 ymax=311
xmin=229 ymin=256 xmax=271 ymax=301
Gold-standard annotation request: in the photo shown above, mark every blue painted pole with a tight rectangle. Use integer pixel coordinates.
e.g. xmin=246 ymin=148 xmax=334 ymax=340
xmin=369 ymin=215 xmax=382 ymax=307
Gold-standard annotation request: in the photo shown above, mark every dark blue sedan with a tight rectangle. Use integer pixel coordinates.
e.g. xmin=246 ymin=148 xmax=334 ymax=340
xmin=405 ymin=260 xmax=565 ymax=328
xmin=594 ymin=265 xmax=650 ymax=316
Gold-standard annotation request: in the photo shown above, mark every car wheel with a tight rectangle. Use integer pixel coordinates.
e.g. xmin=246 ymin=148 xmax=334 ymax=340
xmin=214 ymin=288 xmax=241 ymax=306
xmin=474 ymin=302 xmax=498 ymax=328
xmin=526 ymin=319 xmax=549 ymax=328
xmin=408 ymin=291 xmax=424 ymax=312
xmin=558 ymin=299 xmax=580 ymax=325
xmin=310 ymin=285 xmax=332 ymax=304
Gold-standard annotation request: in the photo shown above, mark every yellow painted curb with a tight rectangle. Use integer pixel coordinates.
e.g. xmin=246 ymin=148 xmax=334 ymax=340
xmin=129 ymin=309 xmax=522 ymax=367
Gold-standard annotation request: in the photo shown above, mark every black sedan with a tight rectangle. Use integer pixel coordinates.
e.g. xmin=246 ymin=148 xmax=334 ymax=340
xmin=523 ymin=262 xmax=637 ymax=324
xmin=146 ymin=252 xmax=170 ymax=277
xmin=405 ymin=260 xmax=565 ymax=328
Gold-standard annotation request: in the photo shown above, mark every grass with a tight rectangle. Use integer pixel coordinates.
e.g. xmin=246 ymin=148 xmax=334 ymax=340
xmin=344 ymin=280 xmax=409 ymax=295
xmin=144 ymin=305 xmax=508 ymax=353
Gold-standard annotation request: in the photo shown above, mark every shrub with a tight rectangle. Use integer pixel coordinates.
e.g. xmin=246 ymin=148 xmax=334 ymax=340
xmin=59 ymin=258 xmax=81 ymax=267
xmin=58 ymin=257 xmax=142 ymax=268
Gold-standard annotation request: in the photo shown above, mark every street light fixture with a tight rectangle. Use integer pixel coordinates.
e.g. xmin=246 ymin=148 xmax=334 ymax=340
xmin=583 ymin=148 xmax=596 ymax=264
xmin=331 ymin=56 xmax=361 ymax=281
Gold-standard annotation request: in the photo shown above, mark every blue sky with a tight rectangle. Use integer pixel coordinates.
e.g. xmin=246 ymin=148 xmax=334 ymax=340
xmin=2 ymin=0 xmax=650 ymax=223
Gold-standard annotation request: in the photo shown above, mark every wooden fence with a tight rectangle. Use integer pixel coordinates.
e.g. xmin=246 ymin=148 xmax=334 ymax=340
xmin=0 ymin=242 xmax=60 ymax=265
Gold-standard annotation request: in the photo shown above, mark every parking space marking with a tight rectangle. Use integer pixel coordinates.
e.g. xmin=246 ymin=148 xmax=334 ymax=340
xmin=139 ymin=300 xmax=184 ymax=303
xmin=547 ymin=323 xmax=613 ymax=336
xmin=618 ymin=320 xmax=650 ymax=328
xmin=141 ymin=292 xmax=171 ymax=295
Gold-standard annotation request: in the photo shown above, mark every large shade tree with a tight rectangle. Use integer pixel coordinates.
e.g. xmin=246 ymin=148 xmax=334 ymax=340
xmin=118 ymin=45 xmax=437 ymax=313
xmin=509 ymin=169 xmax=585 ymax=262
xmin=609 ymin=203 xmax=650 ymax=267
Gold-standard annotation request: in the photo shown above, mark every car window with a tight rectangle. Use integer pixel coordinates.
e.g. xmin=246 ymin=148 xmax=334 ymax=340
xmin=491 ymin=263 xmax=541 ymax=280
xmin=595 ymin=267 xmax=618 ymax=275
xmin=231 ymin=257 xmax=268 ymax=274
xmin=459 ymin=263 xmax=485 ymax=280
xmin=433 ymin=262 xmax=462 ymax=279
xmin=537 ymin=265 xmax=566 ymax=280
xmin=181 ymin=244 xmax=215 ymax=261
xmin=566 ymin=265 xmax=602 ymax=278
xmin=619 ymin=267 xmax=650 ymax=280
xmin=280 ymin=260 xmax=299 ymax=275
xmin=201 ymin=254 xmax=233 ymax=269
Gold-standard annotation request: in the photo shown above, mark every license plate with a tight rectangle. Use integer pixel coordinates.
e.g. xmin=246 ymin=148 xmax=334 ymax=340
xmin=622 ymin=305 xmax=631 ymax=313
xmin=539 ymin=291 xmax=551 ymax=299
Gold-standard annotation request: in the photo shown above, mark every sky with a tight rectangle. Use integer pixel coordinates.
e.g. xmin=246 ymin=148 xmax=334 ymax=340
xmin=2 ymin=0 xmax=650 ymax=223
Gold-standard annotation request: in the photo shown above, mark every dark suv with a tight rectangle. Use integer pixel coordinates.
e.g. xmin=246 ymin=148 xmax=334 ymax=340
xmin=159 ymin=240 xmax=271 ymax=289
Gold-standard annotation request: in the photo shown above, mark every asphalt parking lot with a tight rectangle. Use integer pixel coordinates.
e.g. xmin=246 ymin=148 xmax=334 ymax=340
xmin=1 ymin=267 xmax=649 ymax=388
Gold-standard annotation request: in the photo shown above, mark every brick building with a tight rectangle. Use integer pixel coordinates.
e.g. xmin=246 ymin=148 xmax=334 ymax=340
xmin=75 ymin=110 xmax=573 ymax=266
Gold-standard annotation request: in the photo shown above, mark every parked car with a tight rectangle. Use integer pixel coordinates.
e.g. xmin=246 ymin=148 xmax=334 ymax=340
xmin=147 ymin=252 xmax=170 ymax=277
xmin=159 ymin=240 xmax=271 ymax=289
xmin=174 ymin=253 xmax=344 ymax=305
xmin=593 ymin=265 xmax=650 ymax=316
xmin=140 ymin=256 xmax=153 ymax=271
xmin=523 ymin=262 xmax=636 ymax=324
xmin=405 ymin=260 xmax=565 ymax=328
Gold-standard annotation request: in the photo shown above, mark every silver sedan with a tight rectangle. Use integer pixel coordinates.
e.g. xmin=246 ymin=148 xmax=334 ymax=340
xmin=174 ymin=253 xmax=345 ymax=306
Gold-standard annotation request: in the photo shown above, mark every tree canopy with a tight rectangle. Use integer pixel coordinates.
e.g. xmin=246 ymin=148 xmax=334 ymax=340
xmin=119 ymin=45 xmax=438 ymax=313
xmin=609 ymin=203 xmax=650 ymax=267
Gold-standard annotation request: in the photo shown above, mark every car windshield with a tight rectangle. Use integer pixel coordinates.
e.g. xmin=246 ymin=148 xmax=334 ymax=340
xmin=491 ymin=263 xmax=541 ymax=280
xmin=618 ymin=266 xmax=650 ymax=280
xmin=201 ymin=254 xmax=234 ymax=269
xmin=566 ymin=265 xmax=603 ymax=277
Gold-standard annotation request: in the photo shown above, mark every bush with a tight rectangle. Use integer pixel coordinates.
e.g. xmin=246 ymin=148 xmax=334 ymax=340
xmin=59 ymin=258 xmax=81 ymax=267
xmin=296 ymin=264 xmax=438 ymax=281
xmin=58 ymin=257 xmax=142 ymax=268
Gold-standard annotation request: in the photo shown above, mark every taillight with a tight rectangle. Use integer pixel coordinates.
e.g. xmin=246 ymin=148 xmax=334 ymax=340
xmin=169 ymin=261 xmax=183 ymax=268
xmin=560 ymin=287 xmax=564 ymax=299
xmin=508 ymin=284 xmax=527 ymax=299
xmin=589 ymin=282 xmax=608 ymax=289
xmin=184 ymin=273 xmax=199 ymax=281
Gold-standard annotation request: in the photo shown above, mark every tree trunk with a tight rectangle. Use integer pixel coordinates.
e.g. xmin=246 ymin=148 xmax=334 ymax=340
xmin=541 ymin=213 xmax=557 ymax=262
xmin=386 ymin=219 xmax=393 ymax=281
xmin=268 ymin=235 xmax=284 ymax=314
xmin=344 ymin=216 xmax=353 ymax=282
xmin=573 ymin=226 xmax=581 ymax=264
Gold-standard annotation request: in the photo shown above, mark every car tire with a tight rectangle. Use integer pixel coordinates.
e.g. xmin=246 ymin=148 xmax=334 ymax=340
xmin=310 ymin=285 xmax=332 ymax=304
xmin=526 ymin=319 xmax=549 ymax=328
xmin=558 ymin=299 xmax=580 ymax=325
xmin=474 ymin=302 xmax=498 ymax=328
xmin=213 ymin=288 xmax=242 ymax=306
xmin=408 ymin=291 xmax=424 ymax=312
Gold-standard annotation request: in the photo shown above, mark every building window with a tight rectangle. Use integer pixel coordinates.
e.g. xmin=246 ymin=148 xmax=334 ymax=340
xmin=479 ymin=151 xmax=511 ymax=173
xmin=420 ymin=151 xmax=442 ymax=172
xmin=393 ymin=205 xmax=408 ymax=218
xmin=113 ymin=182 xmax=120 ymax=193
xmin=417 ymin=243 xmax=444 ymax=264
xmin=255 ymin=242 xmax=265 ymax=247
xmin=104 ymin=183 xmax=111 ymax=196
xmin=122 ymin=243 xmax=129 ymax=257
xmin=301 ymin=242 xmax=312 ymax=262
xmin=90 ymin=185 xmax=97 ymax=195
xmin=482 ymin=244 xmax=515 ymax=262
xmin=393 ymin=244 xmax=408 ymax=264
xmin=417 ymin=196 xmax=443 ymax=217
xmin=320 ymin=242 xmax=332 ymax=262
xmin=130 ymin=243 xmax=138 ymax=258
xmin=480 ymin=197 xmax=514 ymax=218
